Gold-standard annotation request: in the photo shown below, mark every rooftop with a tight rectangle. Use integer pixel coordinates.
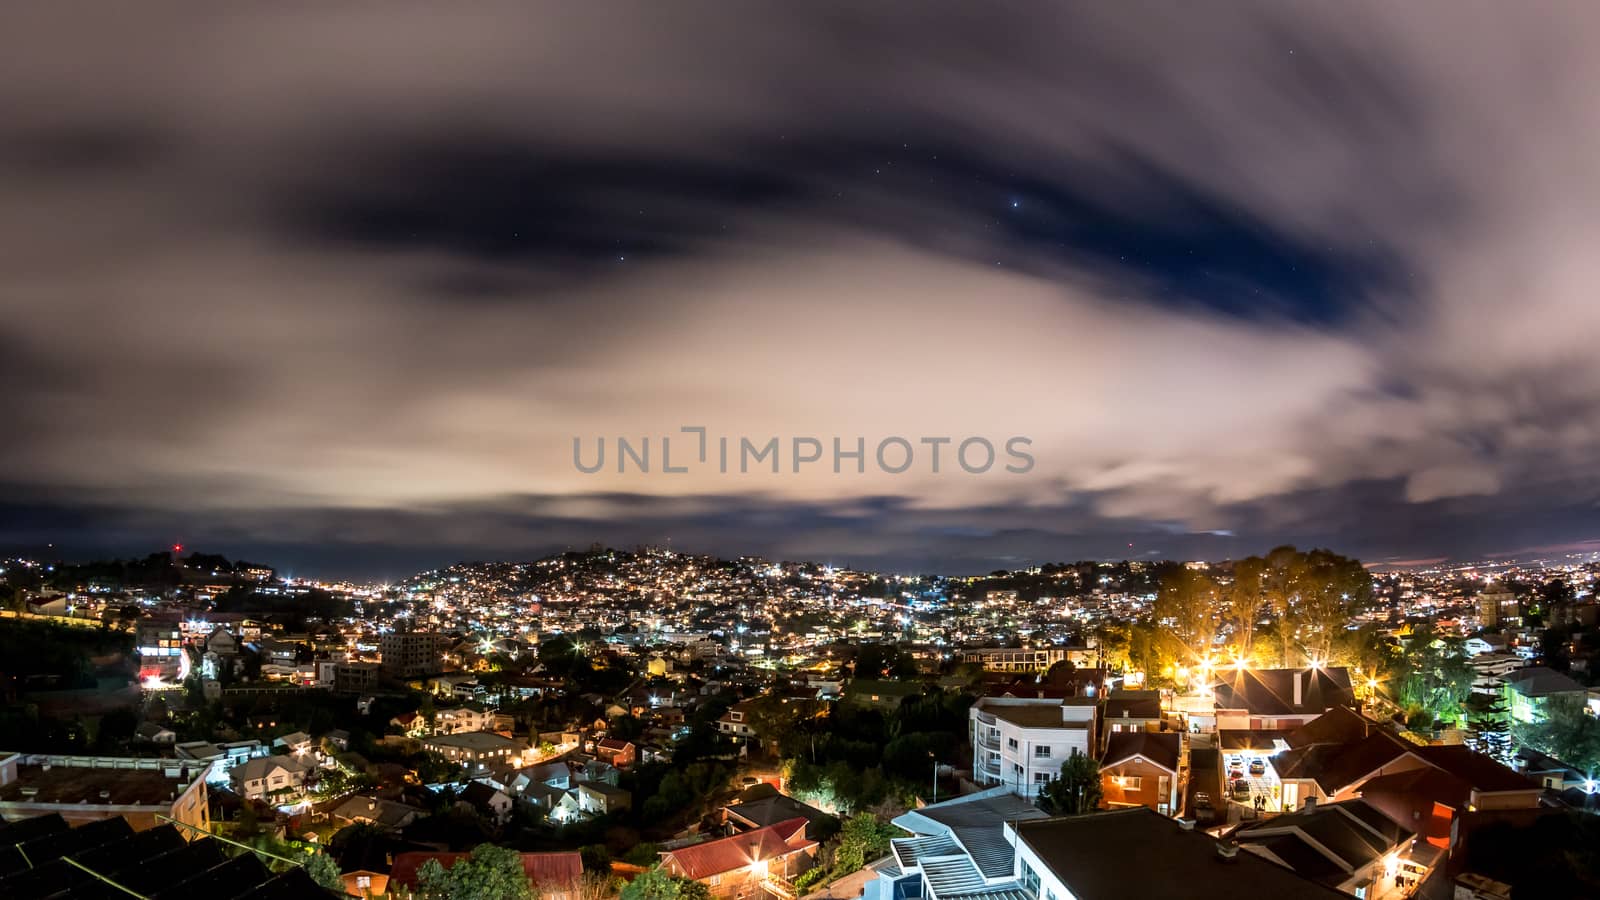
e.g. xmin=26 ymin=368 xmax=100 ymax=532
xmin=1502 ymin=666 xmax=1586 ymax=697
xmin=1012 ymin=809 xmax=1347 ymax=900
xmin=1101 ymin=731 xmax=1180 ymax=772
xmin=0 ymin=754 xmax=201 ymax=807
xmin=424 ymin=731 xmax=522 ymax=752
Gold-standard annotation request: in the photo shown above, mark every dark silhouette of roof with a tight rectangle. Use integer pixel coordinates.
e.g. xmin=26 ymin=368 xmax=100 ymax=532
xmin=1502 ymin=667 xmax=1585 ymax=697
xmin=1211 ymin=667 xmax=1354 ymax=717
xmin=1415 ymin=745 xmax=1540 ymax=794
xmin=1234 ymin=799 xmax=1411 ymax=889
xmin=1012 ymin=809 xmax=1346 ymax=900
xmin=1287 ymin=706 xmax=1380 ymax=748
xmin=1276 ymin=731 xmax=1418 ymax=794
xmin=1101 ymin=731 xmax=1180 ymax=772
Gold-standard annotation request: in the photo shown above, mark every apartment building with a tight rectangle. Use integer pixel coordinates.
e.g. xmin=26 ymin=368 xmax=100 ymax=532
xmin=970 ymin=696 xmax=1097 ymax=798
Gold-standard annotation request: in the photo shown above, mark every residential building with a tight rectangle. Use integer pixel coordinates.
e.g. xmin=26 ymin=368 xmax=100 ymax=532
xmin=659 ymin=817 xmax=818 ymax=898
xmin=1100 ymin=689 xmax=1163 ymax=747
xmin=1210 ymin=667 xmax=1355 ymax=731
xmin=864 ymin=787 xmax=1047 ymax=900
xmin=434 ymin=707 xmax=495 ymax=735
xmin=1501 ymin=666 xmax=1587 ymax=724
xmin=576 ymin=781 xmax=632 ymax=816
xmin=380 ymin=631 xmax=448 ymax=680
xmin=841 ymin=679 xmax=925 ymax=711
xmin=330 ymin=794 xmax=424 ymax=831
xmin=1233 ymin=798 xmax=1432 ymax=897
xmin=959 ymin=647 xmax=1095 ymax=672
xmin=459 ymin=781 xmax=514 ymax=825
xmin=1099 ymin=731 xmax=1181 ymax=815
xmin=0 ymin=753 xmax=210 ymax=834
xmin=230 ymin=754 xmax=314 ymax=804
xmin=422 ymin=731 xmax=526 ymax=774
xmin=970 ymin=696 xmax=1097 ymax=797
xmin=1468 ymin=653 xmax=1524 ymax=695
xmin=1007 ymin=808 xmax=1348 ymax=900
xmin=594 ymin=738 xmax=636 ymax=769
xmin=723 ymin=787 xmax=835 ymax=840
xmin=716 ymin=700 xmax=759 ymax=743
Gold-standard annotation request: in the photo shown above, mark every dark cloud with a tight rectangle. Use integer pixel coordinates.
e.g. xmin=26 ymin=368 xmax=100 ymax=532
xmin=3 ymin=2 xmax=1600 ymax=576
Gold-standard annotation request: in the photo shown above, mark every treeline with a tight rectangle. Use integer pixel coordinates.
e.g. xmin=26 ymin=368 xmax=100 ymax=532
xmin=1101 ymin=546 xmax=1373 ymax=677
xmin=30 ymin=550 xmax=274 ymax=592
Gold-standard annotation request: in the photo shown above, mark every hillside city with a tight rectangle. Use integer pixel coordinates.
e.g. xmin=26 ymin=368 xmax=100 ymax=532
xmin=0 ymin=545 xmax=1597 ymax=898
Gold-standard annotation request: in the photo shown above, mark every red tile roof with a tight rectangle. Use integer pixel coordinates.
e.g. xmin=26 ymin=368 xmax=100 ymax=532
xmin=390 ymin=850 xmax=583 ymax=889
xmin=661 ymin=817 xmax=814 ymax=882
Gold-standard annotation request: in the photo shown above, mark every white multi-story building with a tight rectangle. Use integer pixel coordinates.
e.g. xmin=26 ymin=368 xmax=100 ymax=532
xmin=970 ymin=696 xmax=1097 ymax=797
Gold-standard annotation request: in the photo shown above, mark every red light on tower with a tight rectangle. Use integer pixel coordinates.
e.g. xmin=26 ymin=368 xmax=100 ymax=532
xmin=173 ymin=543 xmax=183 ymax=554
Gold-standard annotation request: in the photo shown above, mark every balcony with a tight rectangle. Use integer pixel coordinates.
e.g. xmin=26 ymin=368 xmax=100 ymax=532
xmin=981 ymin=756 xmax=1002 ymax=776
xmin=979 ymin=732 xmax=1001 ymax=752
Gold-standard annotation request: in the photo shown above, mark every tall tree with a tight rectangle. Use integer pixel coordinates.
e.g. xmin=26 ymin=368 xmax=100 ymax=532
xmin=1037 ymin=751 xmax=1102 ymax=815
xmin=1153 ymin=567 xmax=1222 ymax=659
xmin=1228 ymin=556 xmax=1268 ymax=659
xmin=1264 ymin=545 xmax=1306 ymax=666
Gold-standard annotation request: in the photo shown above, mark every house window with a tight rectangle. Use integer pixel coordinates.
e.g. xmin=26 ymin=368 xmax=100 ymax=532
xmin=1007 ymin=738 xmax=1019 ymax=750
xmin=710 ymin=875 xmax=723 ymax=887
xmin=356 ymin=876 xmax=371 ymax=889
xmin=1020 ymin=862 xmax=1040 ymax=895
xmin=1120 ymin=776 xmax=1143 ymax=791
xmin=1013 ymin=764 xmax=1024 ymax=776
xmin=1034 ymin=746 xmax=1052 ymax=758
xmin=1033 ymin=772 xmax=1050 ymax=784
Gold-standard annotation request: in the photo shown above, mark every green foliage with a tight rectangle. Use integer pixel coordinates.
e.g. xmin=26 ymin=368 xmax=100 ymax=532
xmin=619 ymin=866 xmax=702 ymax=900
xmin=581 ymin=843 xmax=613 ymax=872
xmin=1389 ymin=626 xmax=1473 ymax=729
xmin=793 ymin=866 xmax=830 ymax=893
xmin=1153 ymin=567 xmax=1222 ymax=656
xmin=304 ymin=850 xmax=343 ymax=892
xmin=1514 ymin=696 xmax=1600 ymax=773
xmin=417 ymin=844 xmax=534 ymax=900
xmin=831 ymin=813 xmax=896 ymax=875
xmin=622 ymin=843 xmax=662 ymax=867
xmin=1037 ymin=752 xmax=1102 ymax=815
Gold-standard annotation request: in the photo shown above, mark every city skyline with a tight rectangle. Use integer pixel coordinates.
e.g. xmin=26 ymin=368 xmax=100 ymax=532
xmin=8 ymin=4 xmax=1600 ymax=577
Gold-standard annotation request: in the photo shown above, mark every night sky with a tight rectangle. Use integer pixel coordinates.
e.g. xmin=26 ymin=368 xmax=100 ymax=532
xmin=4 ymin=3 xmax=1600 ymax=579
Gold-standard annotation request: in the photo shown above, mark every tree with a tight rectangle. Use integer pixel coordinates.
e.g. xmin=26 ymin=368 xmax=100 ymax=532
xmin=1515 ymin=696 xmax=1600 ymax=774
xmin=1391 ymin=626 xmax=1473 ymax=729
xmin=417 ymin=844 xmax=533 ymax=900
xmin=1037 ymin=751 xmax=1102 ymax=815
xmin=619 ymin=866 xmax=700 ymax=900
xmin=832 ymin=812 xmax=895 ymax=875
xmin=1228 ymin=557 xmax=1268 ymax=659
xmin=1465 ymin=693 xmax=1514 ymax=765
xmin=1153 ymin=567 xmax=1221 ymax=659
xmin=304 ymin=850 xmax=343 ymax=893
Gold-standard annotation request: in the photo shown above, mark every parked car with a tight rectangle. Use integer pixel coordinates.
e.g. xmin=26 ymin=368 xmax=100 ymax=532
xmin=1231 ymin=779 xmax=1251 ymax=799
xmin=1192 ymin=791 xmax=1215 ymax=823
xmin=1248 ymin=759 xmax=1267 ymax=776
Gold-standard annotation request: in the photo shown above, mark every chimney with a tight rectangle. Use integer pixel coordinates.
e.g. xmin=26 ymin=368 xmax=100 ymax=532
xmin=1293 ymin=672 xmax=1303 ymax=708
xmin=1216 ymin=843 xmax=1239 ymax=862
xmin=1302 ymin=797 xmax=1316 ymax=812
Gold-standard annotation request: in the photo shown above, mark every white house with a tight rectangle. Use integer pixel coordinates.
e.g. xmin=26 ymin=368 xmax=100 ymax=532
xmin=969 ymin=697 xmax=1097 ymax=797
